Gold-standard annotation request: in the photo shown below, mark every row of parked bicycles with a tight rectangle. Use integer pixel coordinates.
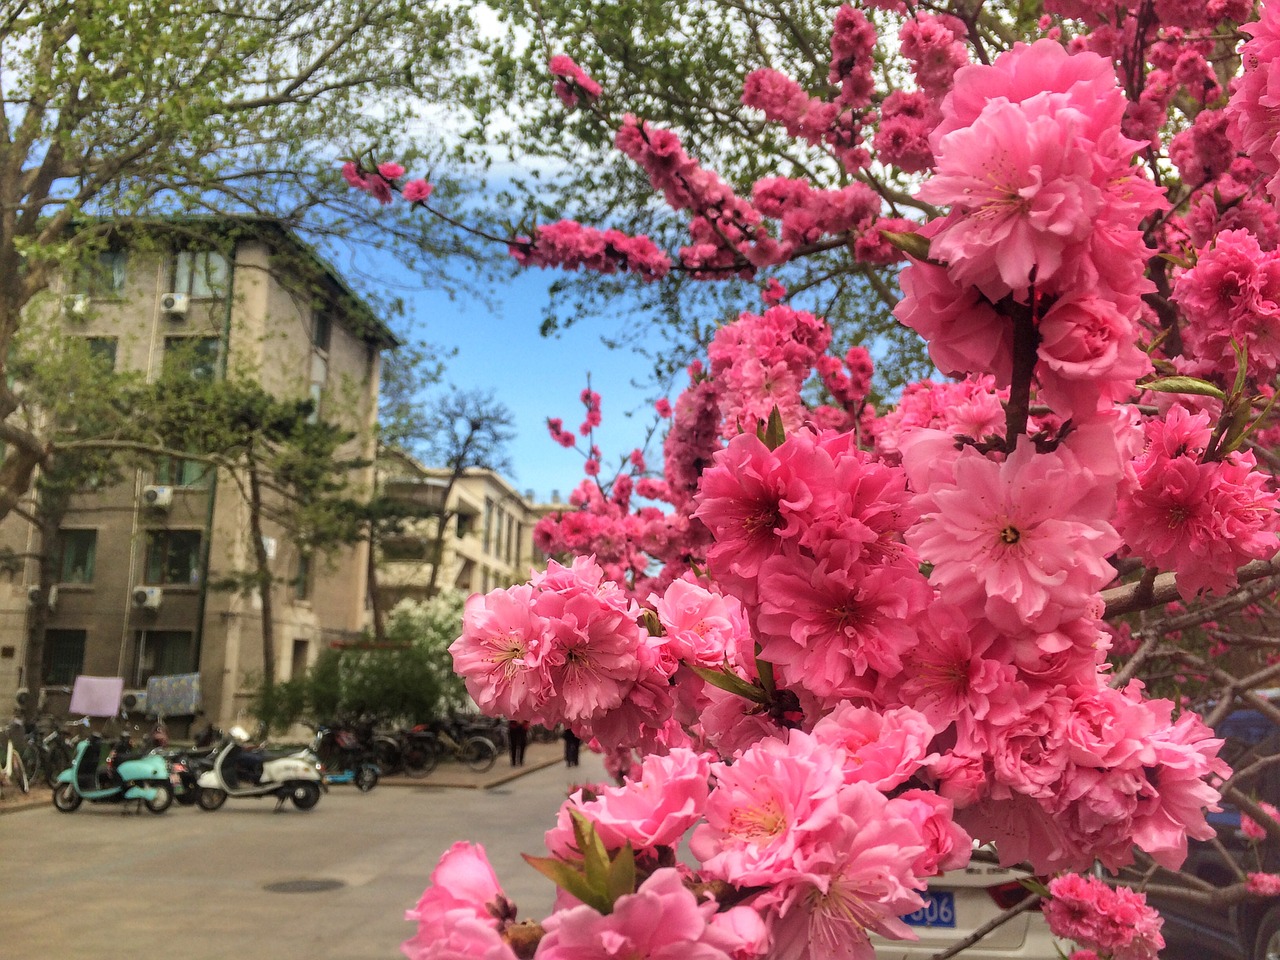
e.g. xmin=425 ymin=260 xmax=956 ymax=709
xmin=0 ymin=712 xmax=512 ymax=814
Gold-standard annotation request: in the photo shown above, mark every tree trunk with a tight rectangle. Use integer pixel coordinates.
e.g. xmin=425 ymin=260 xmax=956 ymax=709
xmin=20 ymin=511 xmax=61 ymax=725
xmin=425 ymin=472 xmax=461 ymax=597
xmin=247 ymin=461 xmax=276 ymax=692
xmin=367 ymin=523 xmax=386 ymax=645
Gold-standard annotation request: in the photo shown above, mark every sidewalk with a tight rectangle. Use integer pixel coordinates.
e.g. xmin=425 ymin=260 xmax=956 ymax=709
xmin=0 ymin=739 xmax=572 ymax=815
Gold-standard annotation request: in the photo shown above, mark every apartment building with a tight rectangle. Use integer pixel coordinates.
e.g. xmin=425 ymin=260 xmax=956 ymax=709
xmin=0 ymin=219 xmax=394 ymax=731
xmin=375 ymin=449 xmax=551 ymax=608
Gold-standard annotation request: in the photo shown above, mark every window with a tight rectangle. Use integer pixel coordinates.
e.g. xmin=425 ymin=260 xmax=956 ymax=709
xmin=57 ymin=529 xmax=97 ymax=584
xmin=132 ymin=630 xmax=195 ymax=687
xmin=155 ymin=456 xmax=212 ymax=489
xmin=313 ymin=307 xmax=332 ymax=353
xmin=143 ymin=530 xmax=202 ymax=585
xmin=85 ymin=337 xmax=118 ymax=372
xmin=307 ymin=352 xmax=327 ymax=422
xmin=293 ymin=552 xmax=311 ymax=602
xmin=42 ymin=630 xmax=86 ymax=686
xmin=290 ymin=639 xmax=310 ymax=680
xmin=455 ymin=513 xmax=474 ymax=539
xmin=75 ymin=250 xmax=128 ymax=298
xmin=171 ymin=250 xmax=228 ymax=298
xmin=163 ymin=336 xmax=221 ymax=381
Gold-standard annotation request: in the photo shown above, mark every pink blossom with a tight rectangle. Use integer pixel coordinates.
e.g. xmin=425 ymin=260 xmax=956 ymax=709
xmin=449 ymin=586 xmax=550 ymax=721
xmin=690 ymin=731 xmax=845 ymax=887
xmin=536 ymin=868 xmax=737 ymax=960
xmin=545 ymin=748 xmax=711 ymax=857
xmin=403 ymin=179 xmax=434 ymax=203
xmin=548 ymin=55 xmax=602 ymax=109
xmin=1116 ymin=408 xmax=1280 ymax=599
xmin=1041 ymin=874 xmax=1164 ymax=960
xmin=1248 ymin=872 xmax=1280 ymax=895
xmin=906 ymin=439 xmax=1122 ymax=635
xmin=1035 ymin=295 xmax=1152 ymax=419
xmin=1226 ymin=2 xmax=1280 ymax=199
xmin=651 ymin=576 xmax=753 ymax=668
xmin=1241 ymin=800 xmax=1280 ymax=840
xmin=511 ymin=220 xmax=671 ymax=281
xmin=889 ymin=789 xmax=973 ymax=876
xmin=763 ymin=782 xmax=928 ymax=960
xmin=894 ymin=258 xmax=1011 ymax=383
xmin=811 ymin=704 xmax=937 ymax=791
xmin=403 ymin=843 xmax=516 ymax=960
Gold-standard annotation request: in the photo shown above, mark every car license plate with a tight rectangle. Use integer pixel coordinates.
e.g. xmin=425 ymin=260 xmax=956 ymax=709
xmin=903 ymin=891 xmax=956 ymax=928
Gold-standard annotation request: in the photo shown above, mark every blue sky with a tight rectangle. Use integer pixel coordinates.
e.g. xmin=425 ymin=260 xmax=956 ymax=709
xmin=401 ymin=265 xmax=670 ymax=503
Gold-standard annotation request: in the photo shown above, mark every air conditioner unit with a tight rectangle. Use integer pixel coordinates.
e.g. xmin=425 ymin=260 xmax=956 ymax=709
xmin=142 ymin=484 xmax=173 ymax=509
xmin=63 ymin=294 xmax=90 ymax=320
xmin=132 ymin=586 xmax=163 ymax=610
xmin=160 ymin=292 xmax=189 ymax=317
xmin=122 ymin=689 xmax=148 ymax=712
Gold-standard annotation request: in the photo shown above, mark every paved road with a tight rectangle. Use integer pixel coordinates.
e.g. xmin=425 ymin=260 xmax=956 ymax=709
xmin=0 ymin=748 xmax=604 ymax=960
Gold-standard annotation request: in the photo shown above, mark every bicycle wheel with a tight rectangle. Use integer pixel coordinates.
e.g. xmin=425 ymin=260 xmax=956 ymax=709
xmin=461 ymin=736 xmax=497 ymax=773
xmin=19 ymin=740 xmax=40 ymax=789
xmin=403 ymin=739 xmax=439 ymax=778
xmin=374 ymin=736 xmax=403 ymax=776
xmin=8 ymin=749 xmax=30 ymax=794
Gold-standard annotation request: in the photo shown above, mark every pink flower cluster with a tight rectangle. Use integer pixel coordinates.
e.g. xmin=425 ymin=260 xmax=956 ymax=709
xmin=510 ymin=220 xmax=671 ymax=280
xmin=548 ymin=55 xmax=602 ymax=109
xmin=706 ymin=305 xmax=832 ymax=439
xmin=1116 ymin=406 xmax=1280 ymax=599
xmin=1227 ymin=1 xmax=1280 ymax=200
xmin=1041 ymin=874 xmax=1164 ymax=960
xmin=1173 ymin=229 xmax=1280 ymax=383
xmin=919 ymin=40 xmax=1165 ymax=306
xmin=449 ymin=556 xmax=673 ymax=751
xmin=615 ymin=116 xmax=776 ymax=276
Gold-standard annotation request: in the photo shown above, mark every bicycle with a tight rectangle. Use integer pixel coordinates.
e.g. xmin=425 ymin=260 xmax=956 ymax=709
xmin=0 ymin=722 xmax=31 ymax=798
xmin=402 ymin=725 xmax=497 ymax=777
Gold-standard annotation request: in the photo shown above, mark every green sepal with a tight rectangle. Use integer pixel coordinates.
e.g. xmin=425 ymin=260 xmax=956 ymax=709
xmin=1139 ymin=376 xmax=1227 ymax=400
xmin=639 ymin=608 xmax=665 ymax=637
xmin=687 ymin=663 xmax=768 ymax=703
xmin=881 ymin=230 xmax=931 ymax=261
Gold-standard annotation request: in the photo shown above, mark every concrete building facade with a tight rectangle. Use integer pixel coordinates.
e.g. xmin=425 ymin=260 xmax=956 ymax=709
xmin=0 ymin=220 xmax=393 ymax=731
xmin=375 ymin=450 xmax=552 ymax=609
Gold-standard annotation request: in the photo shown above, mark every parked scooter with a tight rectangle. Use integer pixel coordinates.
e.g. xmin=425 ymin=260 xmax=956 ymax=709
xmin=53 ymin=729 xmax=174 ymax=814
xmin=303 ymin=724 xmax=379 ymax=792
xmin=195 ymin=728 xmax=325 ymax=812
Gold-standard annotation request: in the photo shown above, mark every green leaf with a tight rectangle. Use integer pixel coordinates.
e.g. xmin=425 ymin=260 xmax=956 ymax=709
xmin=522 ymin=855 xmax=612 ymax=913
xmin=1021 ymin=876 xmax=1053 ymax=898
xmin=572 ymin=810 xmax=613 ymax=891
xmin=687 ymin=663 xmax=768 ymax=703
xmin=1232 ymin=340 xmax=1249 ymax=399
xmin=756 ymin=655 xmax=777 ymax=699
xmin=880 ymin=230 xmax=932 ymax=261
xmin=1139 ymin=376 xmax=1227 ymax=401
xmin=758 ymin=405 xmax=785 ymax=450
xmin=605 ymin=844 xmax=637 ymax=904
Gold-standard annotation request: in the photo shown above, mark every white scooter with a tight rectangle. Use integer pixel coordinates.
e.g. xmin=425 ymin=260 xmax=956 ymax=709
xmin=195 ymin=727 xmax=326 ymax=812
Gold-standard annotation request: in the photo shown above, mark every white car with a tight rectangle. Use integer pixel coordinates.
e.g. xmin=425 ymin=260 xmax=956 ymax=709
xmin=874 ymin=850 xmax=1072 ymax=959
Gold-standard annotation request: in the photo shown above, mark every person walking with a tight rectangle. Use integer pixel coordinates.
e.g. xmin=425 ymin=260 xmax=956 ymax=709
xmin=508 ymin=719 xmax=529 ymax=767
xmin=562 ymin=728 xmax=581 ymax=768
